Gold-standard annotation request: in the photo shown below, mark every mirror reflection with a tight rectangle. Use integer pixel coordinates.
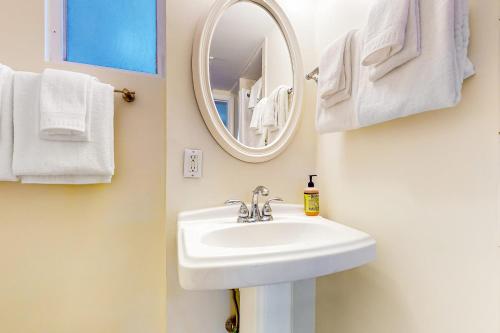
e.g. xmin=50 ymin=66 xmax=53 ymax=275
xmin=209 ymin=2 xmax=293 ymax=147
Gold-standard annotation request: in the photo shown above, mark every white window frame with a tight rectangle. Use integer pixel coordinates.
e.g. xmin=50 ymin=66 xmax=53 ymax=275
xmin=45 ymin=0 xmax=165 ymax=76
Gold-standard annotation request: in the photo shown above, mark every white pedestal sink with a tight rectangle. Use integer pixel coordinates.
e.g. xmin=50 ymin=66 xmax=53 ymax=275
xmin=177 ymin=204 xmax=376 ymax=332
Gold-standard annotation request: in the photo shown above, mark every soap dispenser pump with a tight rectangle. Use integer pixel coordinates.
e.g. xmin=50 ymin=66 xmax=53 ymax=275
xmin=304 ymin=175 xmax=319 ymax=216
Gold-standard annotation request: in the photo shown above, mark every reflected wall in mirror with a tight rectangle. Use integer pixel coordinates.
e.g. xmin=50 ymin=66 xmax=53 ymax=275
xmin=209 ymin=2 xmax=293 ymax=148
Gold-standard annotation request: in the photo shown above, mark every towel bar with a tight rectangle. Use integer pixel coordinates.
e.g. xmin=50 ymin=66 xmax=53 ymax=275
xmin=246 ymin=88 xmax=294 ymax=98
xmin=114 ymin=88 xmax=136 ymax=102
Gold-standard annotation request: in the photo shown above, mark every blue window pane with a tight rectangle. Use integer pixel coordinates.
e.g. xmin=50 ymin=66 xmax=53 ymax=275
xmin=215 ymin=101 xmax=228 ymax=127
xmin=66 ymin=0 xmax=157 ymax=74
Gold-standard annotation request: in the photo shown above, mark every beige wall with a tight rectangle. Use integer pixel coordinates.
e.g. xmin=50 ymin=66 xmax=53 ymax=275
xmin=315 ymin=0 xmax=500 ymax=332
xmin=0 ymin=2 xmax=166 ymax=333
xmin=2 ymin=1 xmax=497 ymax=332
xmin=265 ymin=25 xmax=294 ymax=96
xmin=166 ymin=0 xmax=317 ymax=331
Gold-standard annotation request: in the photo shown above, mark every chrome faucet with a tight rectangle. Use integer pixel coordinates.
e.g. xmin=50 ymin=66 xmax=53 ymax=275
xmin=249 ymin=185 xmax=269 ymax=222
xmin=225 ymin=186 xmax=283 ymax=223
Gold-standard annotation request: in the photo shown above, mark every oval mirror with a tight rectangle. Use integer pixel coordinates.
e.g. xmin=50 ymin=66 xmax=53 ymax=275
xmin=193 ymin=0 xmax=304 ymax=163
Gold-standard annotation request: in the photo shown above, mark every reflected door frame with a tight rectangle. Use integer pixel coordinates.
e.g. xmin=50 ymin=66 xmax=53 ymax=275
xmin=213 ymin=90 xmax=235 ymax=136
xmin=261 ymin=38 xmax=268 ymax=97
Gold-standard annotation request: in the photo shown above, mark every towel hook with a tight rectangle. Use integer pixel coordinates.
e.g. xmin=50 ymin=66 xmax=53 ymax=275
xmin=114 ymin=88 xmax=136 ymax=102
xmin=305 ymin=67 xmax=319 ymax=83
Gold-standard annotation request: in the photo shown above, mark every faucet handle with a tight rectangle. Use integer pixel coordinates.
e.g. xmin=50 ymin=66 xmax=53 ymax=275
xmin=225 ymin=199 xmax=245 ymax=205
xmin=261 ymin=197 xmax=284 ymax=221
xmin=225 ymin=200 xmax=250 ymax=222
xmin=265 ymin=197 xmax=284 ymax=205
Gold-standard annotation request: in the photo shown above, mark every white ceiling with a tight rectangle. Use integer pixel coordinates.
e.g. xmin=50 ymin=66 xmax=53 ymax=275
xmin=209 ymin=2 xmax=277 ymax=91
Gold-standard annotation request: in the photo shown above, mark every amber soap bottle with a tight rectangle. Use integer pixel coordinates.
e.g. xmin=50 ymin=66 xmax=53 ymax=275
xmin=304 ymin=175 xmax=319 ymax=216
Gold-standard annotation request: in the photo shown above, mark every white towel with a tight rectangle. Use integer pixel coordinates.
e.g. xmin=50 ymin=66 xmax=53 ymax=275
xmin=275 ymin=86 xmax=290 ymax=129
xmin=454 ymin=0 xmax=474 ymax=85
xmin=250 ymin=97 xmax=269 ymax=134
xmin=239 ymin=89 xmax=265 ymax=148
xmin=261 ymin=97 xmax=277 ymax=130
xmin=262 ymin=86 xmax=290 ymax=129
xmin=248 ymin=97 xmax=269 ymax=147
xmin=248 ymin=78 xmax=262 ymax=109
xmin=357 ymin=0 xmax=473 ymax=128
xmin=39 ymin=68 xmax=94 ymax=142
xmin=318 ymin=30 xmax=356 ymax=108
xmin=0 ymin=65 xmax=17 ymax=181
xmin=316 ymin=31 xmax=362 ymax=134
xmin=13 ymin=72 xmax=115 ymax=184
xmin=361 ymin=0 xmax=410 ymax=66
xmin=368 ymin=0 xmax=421 ymax=81
xmin=20 ymin=175 xmax=112 ymax=185
xmin=266 ymin=86 xmax=292 ymax=145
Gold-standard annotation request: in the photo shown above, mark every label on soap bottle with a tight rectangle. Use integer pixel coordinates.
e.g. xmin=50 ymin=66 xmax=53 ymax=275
xmin=304 ymin=193 xmax=319 ymax=216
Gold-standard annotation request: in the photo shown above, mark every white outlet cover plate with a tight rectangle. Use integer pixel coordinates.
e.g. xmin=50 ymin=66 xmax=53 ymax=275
xmin=184 ymin=149 xmax=203 ymax=178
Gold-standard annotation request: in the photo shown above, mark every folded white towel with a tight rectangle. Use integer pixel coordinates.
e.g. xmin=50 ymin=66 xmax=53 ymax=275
xmin=250 ymin=96 xmax=269 ymax=134
xmin=247 ymin=98 xmax=266 ymax=147
xmin=261 ymin=97 xmax=277 ymax=130
xmin=361 ymin=0 xmax=410 ymax=66
xmin=13 ymin=72 xmax=114 ymax=184
xmin=0 ymin=65 xmax=17 ymax=181
xmin=39 ymin=68 xmax=94 ymax=142
xmin=454 ymin=0 xmax=474 ymax=88
xmin=262 ymin=86 xmax=290 ymax=130
xmin=319 ymin=30 xmax=356 ymax=108
xmin=275 ymin=86 xmax=290 ymax=129
xmin=248 ymin=78 xmax=262 ymax=109
xmin=357 ymin=0 xmax=473 ymax=128
xmin=316 ymin=31 xmax=362 ymax=133
xmin=266 ymin=86 xmax=292 ymax=145
xmin=368 ymin=0 xmax=421 ymax=81
xmin=20 ymin=175 xmax=112 ymax=185
xmin=248 ymin=97 xmax=270 ymax=147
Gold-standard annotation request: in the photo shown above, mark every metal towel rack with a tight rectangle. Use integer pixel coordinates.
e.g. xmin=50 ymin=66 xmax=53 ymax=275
xmin=114 ymin=88 xmax=136 ymax=102
xmin=246 ymin=88 xmax=294 ymax=98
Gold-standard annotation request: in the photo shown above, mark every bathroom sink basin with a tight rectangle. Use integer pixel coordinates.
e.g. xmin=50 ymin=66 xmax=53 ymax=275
xmin=201 ymin=222 xmax=334 ymax=248
xmin=177 ymin=204 xmax=376 ymax=290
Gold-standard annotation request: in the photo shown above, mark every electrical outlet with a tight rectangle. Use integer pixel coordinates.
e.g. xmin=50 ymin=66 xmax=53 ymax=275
xmin=184 ymin=149 xmax=203 ymax=178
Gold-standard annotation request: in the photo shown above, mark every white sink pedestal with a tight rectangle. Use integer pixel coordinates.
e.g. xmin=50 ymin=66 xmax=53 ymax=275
xmin=240 ymin=280 xmax=315 ymax=333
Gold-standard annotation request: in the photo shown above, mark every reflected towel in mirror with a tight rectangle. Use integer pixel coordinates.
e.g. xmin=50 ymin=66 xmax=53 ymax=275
xmin=248 ymin=78 xmax=262 ymax=109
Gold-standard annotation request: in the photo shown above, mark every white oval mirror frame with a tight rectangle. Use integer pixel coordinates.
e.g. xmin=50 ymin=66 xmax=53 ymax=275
xmin=192 ymin=0 xmax=304 ymax=163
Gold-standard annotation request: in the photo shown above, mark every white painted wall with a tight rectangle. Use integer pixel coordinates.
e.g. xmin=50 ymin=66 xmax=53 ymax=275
xmin=166 ymin=0 xmax=318 ymax=332
xmin=314 ymin=1 xmax=500 ymax=332
xmin=265 ymin=25 xmax=294 ymax=96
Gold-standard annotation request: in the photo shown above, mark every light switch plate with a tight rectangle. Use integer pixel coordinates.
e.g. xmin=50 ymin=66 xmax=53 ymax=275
xmin=184 ymin=149 xmax=203 ymax=178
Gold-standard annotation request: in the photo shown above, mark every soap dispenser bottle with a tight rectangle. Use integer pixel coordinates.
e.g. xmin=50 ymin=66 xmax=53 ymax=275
xmin=304 ymin=175 xmax=319 ymax=216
